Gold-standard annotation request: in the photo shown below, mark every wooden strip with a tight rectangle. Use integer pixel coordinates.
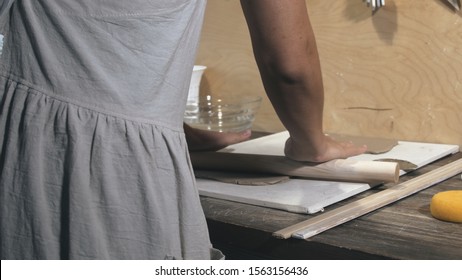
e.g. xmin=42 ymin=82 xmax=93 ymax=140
xmin=190 ymin=152 xmax=400 ymax=183
xmin=273 ymin=158 xmax=462 ymax=239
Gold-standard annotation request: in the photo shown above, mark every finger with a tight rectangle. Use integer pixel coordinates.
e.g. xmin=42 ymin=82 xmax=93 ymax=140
xmin=199 ymin=129 xmax=252 ymax=151
xmin=343 ymin=144 xmax=368 ymax=158
xmin=219 ymin=129 xmax=252 ymax=147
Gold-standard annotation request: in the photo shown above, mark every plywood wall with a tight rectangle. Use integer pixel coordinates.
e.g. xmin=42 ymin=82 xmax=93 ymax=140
xmin=195 ymin=0 xmax=462 ymax=147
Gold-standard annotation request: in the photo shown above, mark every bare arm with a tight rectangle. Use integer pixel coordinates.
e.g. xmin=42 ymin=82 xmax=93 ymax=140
xmin=240 ymin=0 xmax=366 ymax=162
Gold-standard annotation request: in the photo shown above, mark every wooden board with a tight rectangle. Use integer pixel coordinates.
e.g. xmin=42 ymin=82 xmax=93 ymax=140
xmin=196 ymin=132 xmax=459 ymax=214
xmin=197 ymin=178 xmax=370 ymax=214
xmin=200 ymin=153 xmax=462 ymax=259
xmin=196 ymin=0 xmax=462 ymax=147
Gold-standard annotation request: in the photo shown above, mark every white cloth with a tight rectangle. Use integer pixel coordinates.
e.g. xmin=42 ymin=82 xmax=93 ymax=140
xmin=0 ymin=0 xmax=222 ymax=260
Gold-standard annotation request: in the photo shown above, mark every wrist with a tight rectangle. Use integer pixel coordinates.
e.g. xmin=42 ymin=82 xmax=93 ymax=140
xmin=284 ymin=133 xmax=328 ymax=162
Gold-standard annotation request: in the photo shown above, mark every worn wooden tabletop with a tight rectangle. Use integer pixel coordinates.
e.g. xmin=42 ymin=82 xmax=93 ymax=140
xmin=199 ymin=135 xmax=462 ymax=260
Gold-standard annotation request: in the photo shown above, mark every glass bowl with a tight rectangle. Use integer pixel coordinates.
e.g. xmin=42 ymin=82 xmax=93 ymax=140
xmin=184 ymin=95 xmax=262 ymax=132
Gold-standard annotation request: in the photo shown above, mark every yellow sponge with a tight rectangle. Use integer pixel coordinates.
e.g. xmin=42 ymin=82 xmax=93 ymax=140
xmin=430 ymin=190 xmax=462 ymax=223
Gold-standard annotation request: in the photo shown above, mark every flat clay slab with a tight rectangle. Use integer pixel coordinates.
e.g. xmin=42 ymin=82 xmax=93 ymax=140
xmin=194 ymin=170 xmax=290 ymax=186
xmin=220 ymin=131 xmax=399 ymax=155
xmin=327 ymin=133 xmax=399 ymax=154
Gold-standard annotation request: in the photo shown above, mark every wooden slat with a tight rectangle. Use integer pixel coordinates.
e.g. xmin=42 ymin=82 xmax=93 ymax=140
xmin=273 ymin=158 xmax=462 ymax=239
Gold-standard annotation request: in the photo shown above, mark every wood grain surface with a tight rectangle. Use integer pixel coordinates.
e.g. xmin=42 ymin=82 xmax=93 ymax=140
xmin=200 ymin=152 xmax=462 ymax=259
xmin=273 ymin=158 xmax=462 ymax=239
xmin=196 ymin=0 xmax=462 ymax=146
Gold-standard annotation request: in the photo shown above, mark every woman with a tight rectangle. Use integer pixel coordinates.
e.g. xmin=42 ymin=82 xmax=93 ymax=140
xmin=0 ymin=0 xmax=365 ymax=259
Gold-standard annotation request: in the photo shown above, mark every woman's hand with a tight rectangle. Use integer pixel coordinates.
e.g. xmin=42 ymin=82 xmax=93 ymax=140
xmin=284 ymin=134 xmax=367 ymax=163
xmin=184 ymin=123 xmax=252 ymax=152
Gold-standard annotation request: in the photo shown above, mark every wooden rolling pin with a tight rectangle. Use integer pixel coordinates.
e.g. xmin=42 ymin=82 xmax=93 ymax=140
xmin=190 ymin=152 xmax=400 ymax=183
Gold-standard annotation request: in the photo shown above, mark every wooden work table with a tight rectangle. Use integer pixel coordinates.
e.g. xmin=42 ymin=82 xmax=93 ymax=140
xmin=199 ymin=134 xmax=462 ymax=260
